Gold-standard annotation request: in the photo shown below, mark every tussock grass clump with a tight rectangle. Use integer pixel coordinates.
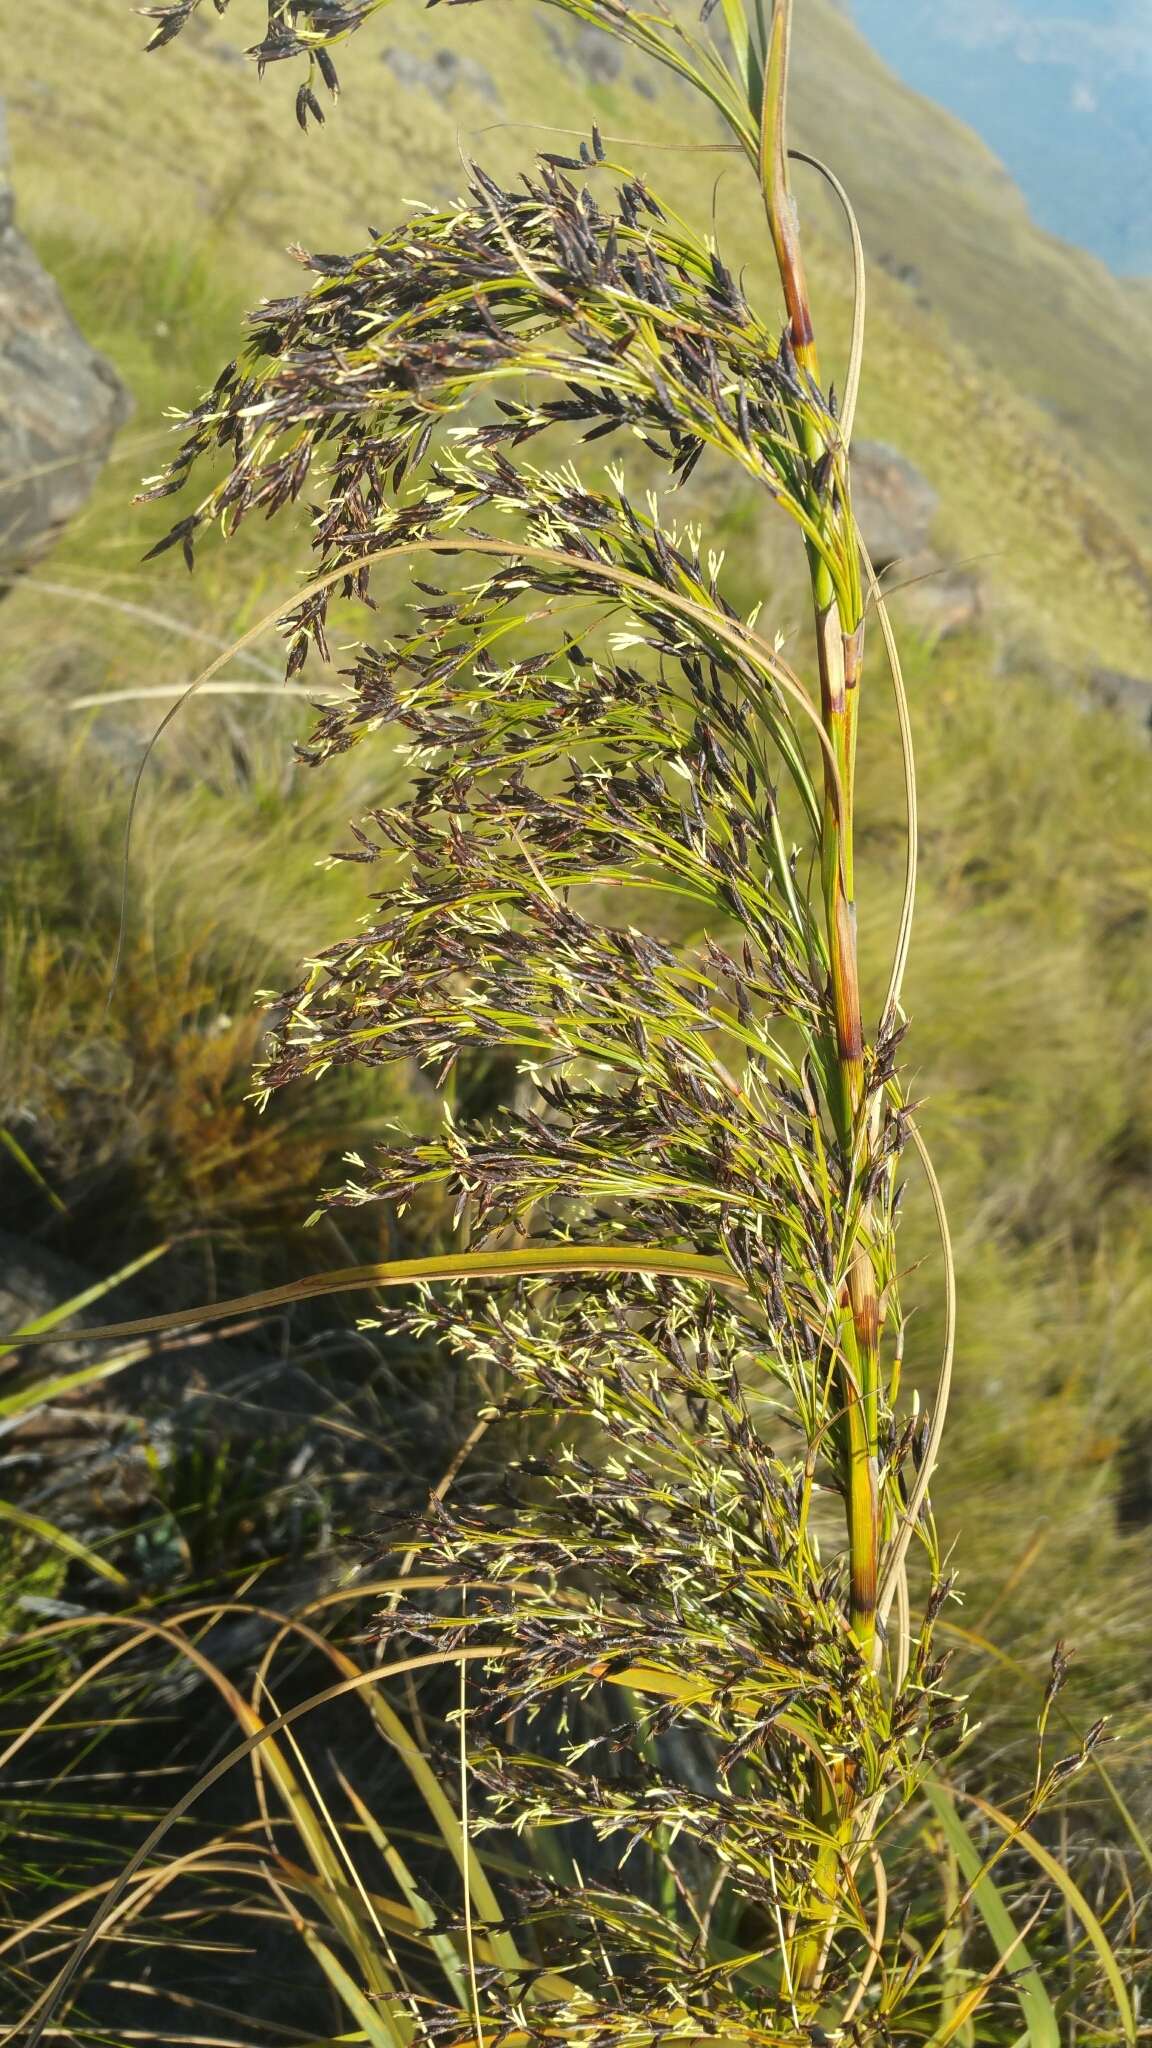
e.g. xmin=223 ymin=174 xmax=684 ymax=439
xmin=8 ymin=3 xmax=1148 ymax=2045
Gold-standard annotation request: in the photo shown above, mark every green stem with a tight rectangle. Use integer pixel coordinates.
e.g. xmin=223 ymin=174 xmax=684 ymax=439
xmin=760 ymin=0 xmax=879 ymax=1660
xmin=757 ymin=3 xmax=883 ymax=1999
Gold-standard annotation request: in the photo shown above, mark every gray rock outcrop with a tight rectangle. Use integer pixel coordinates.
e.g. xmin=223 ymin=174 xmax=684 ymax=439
xmin=0 ymin=101 xmax=131 ymax=582
xmin=851 ymin=439 xmax=940 ymax=573
xmin=851 ymin=439 xmax=982 ymax=639
xmin=1086 ymin=666 xmax=1152 ymax=739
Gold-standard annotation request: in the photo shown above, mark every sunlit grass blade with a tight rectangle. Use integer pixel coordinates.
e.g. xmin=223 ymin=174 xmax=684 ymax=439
xmin=336 ymin=1769 xmax=472 ymax=2010
xmin=9 ymin=1244 xmax=747 ymax=1348
xmin=0 ymin=1125 xmax=67 ymax=1215
xmin=926 ymin=1898 xmax=1050 ymax=2048
xmin=941 ymin=1617 xmax=1152 ymax=1885
xmin=0 ymin=1242 xmax=170 ymax=1358
xmin=288 ymin=1916 xmax=413 ymax=2048
xmin=0 ymin=1339 xmax=158 ymax=1420
xmin=920 ymin=1779 xmax=1060 ymax=2048
xmin=966 ymin=1790 xmax=1136 ymax=2044
xmin=0 ymin=1501 xmax=128 ymax=1589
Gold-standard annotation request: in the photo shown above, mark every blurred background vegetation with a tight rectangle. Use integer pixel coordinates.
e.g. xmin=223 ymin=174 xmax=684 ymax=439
xmin=1 ymin=0 xmax=1150 ymax=2030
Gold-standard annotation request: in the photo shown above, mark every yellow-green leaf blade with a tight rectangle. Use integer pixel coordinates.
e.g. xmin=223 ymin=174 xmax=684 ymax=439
xmin=922 ymin=1778 xmax=1059 ymax=2048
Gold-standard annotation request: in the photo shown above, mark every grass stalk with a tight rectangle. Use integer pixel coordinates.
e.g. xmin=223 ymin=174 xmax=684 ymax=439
xmin=759 ymin=1 xmax=880 ymax=1663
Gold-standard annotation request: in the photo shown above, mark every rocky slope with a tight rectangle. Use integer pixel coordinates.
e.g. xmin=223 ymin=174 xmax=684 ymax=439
xmin=0 ymin=100 xmax=129 ymax=581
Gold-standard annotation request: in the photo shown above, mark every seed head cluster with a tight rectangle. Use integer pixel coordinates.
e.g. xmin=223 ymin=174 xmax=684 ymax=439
xmin=144 ymin=147 xmax=959 ymax=2040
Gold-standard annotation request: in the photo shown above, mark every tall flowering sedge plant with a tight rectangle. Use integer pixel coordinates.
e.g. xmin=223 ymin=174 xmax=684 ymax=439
xmin=39 ymin=1 xmax=1122 ymax=2042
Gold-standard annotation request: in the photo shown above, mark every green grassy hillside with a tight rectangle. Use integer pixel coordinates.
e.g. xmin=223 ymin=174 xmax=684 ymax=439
xmin=2 ymin=0 xmax=1150 ymax=1763
xmin=8 ymin=1 xmax=1151 ymax=660
xmin=791 ymin=0 xmax=1152 ymax=523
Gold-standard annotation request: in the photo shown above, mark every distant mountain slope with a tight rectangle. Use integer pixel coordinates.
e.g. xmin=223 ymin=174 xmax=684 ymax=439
xmin=788 ymin=0 xmax=1152 ymax=531
xmin=850 ymin=0 xmax=1152 ymax=277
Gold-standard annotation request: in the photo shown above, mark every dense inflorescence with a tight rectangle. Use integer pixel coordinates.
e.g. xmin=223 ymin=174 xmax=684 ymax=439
xmin=141 ymin=142 xmax=953 ymax=2039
